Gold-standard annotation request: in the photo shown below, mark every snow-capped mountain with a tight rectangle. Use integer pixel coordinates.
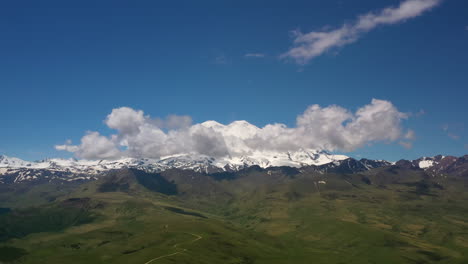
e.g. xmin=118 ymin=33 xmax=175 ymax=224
xmin=395 ymin=155 xmax=448 ymax=170
xmin=412 ymin=155 xmax=468 ymax=177
xmin=0 ymin=155 xmax=35 ymax=168
xmin=0 ymin=150 xmax=348 ymax=183
xmin=2 ymin=152 xmax=467 ymax=184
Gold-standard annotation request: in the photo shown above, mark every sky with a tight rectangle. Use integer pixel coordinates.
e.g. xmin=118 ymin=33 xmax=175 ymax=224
xmin=0 ymin=0 xmax=467 ymax=162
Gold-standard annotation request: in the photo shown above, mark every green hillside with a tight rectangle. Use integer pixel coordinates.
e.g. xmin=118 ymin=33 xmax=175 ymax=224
xmin=1 ymin=167 xmax=468 ymax=263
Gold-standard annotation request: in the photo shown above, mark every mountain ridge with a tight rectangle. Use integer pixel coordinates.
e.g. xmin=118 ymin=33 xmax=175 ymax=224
xmin=0 ymin=149 xmax=348 ymax=174
xmin=1 ymin=151 xmax=467 ymax=184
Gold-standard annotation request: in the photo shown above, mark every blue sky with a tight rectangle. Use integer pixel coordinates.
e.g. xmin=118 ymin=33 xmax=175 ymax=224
xmin=0 ymin=0 xmax=467 ymax=161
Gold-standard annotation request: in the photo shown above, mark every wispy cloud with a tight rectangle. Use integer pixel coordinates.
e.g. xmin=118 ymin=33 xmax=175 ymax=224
xmin=281 ymin=0 xmax=441 ymax=64
xmin=56 ymin=99 xmax=412 ymax=160
xmin=399 ymin=129 xmax=416 ymax=149
xmin=414 ymin=109 xmax=426 ymax=117
xmin=448 ymin=133 xmax=460 ymax=140
xmin=244 ymin=53 xmax=266 ymax=58
xmin=405 ymin=129 xmax=416 ymax=140
xmin=213 ymin=54 xmax=228 ymax=65
xmin=399 ymin=141 xmax=413 ymax=149
xmin=442 ymin=123 xmax=464 ymax=141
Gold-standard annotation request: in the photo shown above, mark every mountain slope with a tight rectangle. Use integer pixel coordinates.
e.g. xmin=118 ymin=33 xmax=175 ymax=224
xmin=3 ymin=163 xmax=468 ymax=264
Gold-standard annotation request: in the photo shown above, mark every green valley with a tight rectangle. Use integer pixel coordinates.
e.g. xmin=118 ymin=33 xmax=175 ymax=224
xmin=1 ymin=165 xmax=468 ymax=263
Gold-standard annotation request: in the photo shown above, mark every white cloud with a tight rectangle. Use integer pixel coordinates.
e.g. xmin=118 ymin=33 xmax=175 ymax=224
xmin=105 ymin=107 xmax=146 ymax=135
xmin=281 ymin=0 xmax=441 ymax=64
xmin=152 ymin=114 xmax=192 ymax=130
xmin=55 ymin=132 xmax=121 ymax=160
xmin=56 ymin=99 xmax=412 ymax=160
xmin=55 ymin=144 xmax=79 ymax=152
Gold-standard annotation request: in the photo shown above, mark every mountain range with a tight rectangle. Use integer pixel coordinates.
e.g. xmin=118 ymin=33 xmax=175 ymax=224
xmin=1 ymin=150 xmax=467 ymax=184
xmin=2 ymin=149 xmax=468 ymax=263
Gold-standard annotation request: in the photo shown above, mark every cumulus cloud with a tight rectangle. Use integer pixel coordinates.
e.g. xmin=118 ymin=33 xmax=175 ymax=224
xmin=56 ymin=99 xmax=412 ymax=160
xmin=105 ymin=107 xmax=146 ymax=135
xmin=152 ymin=114 xmax=192 ymax=130
xmin=56 ymin=132 xmax=121 ymax=160
xmin=281 ymin=0 xmax=441 ymax=64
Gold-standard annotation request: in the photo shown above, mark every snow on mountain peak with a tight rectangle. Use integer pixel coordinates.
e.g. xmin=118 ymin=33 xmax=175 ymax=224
xmin=0 ymin=149 xmax=349 ymax=177
xmin=416 ymin=156 xmax=446 ymax=169
xmin=418 ymin=159 xmax=434 ymax=169
xmin=0 ymin=155 xmax=34 ymax=168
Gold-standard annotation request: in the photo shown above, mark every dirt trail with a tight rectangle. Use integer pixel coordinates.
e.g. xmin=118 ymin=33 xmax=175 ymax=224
xmin=144 ymin=233 xmax=202 ymax=264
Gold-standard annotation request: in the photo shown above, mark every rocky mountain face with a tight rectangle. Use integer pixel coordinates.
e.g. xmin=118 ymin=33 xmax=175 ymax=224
xmin=1 ymin=152 xmax=467 ymax=184
xmin=421 ymin=155 xmax=468 ymax=177
xmin=303 ymin=158 xmax=393 ymax=175
xmin=393 ymin=155 xmax=468 ymax=177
